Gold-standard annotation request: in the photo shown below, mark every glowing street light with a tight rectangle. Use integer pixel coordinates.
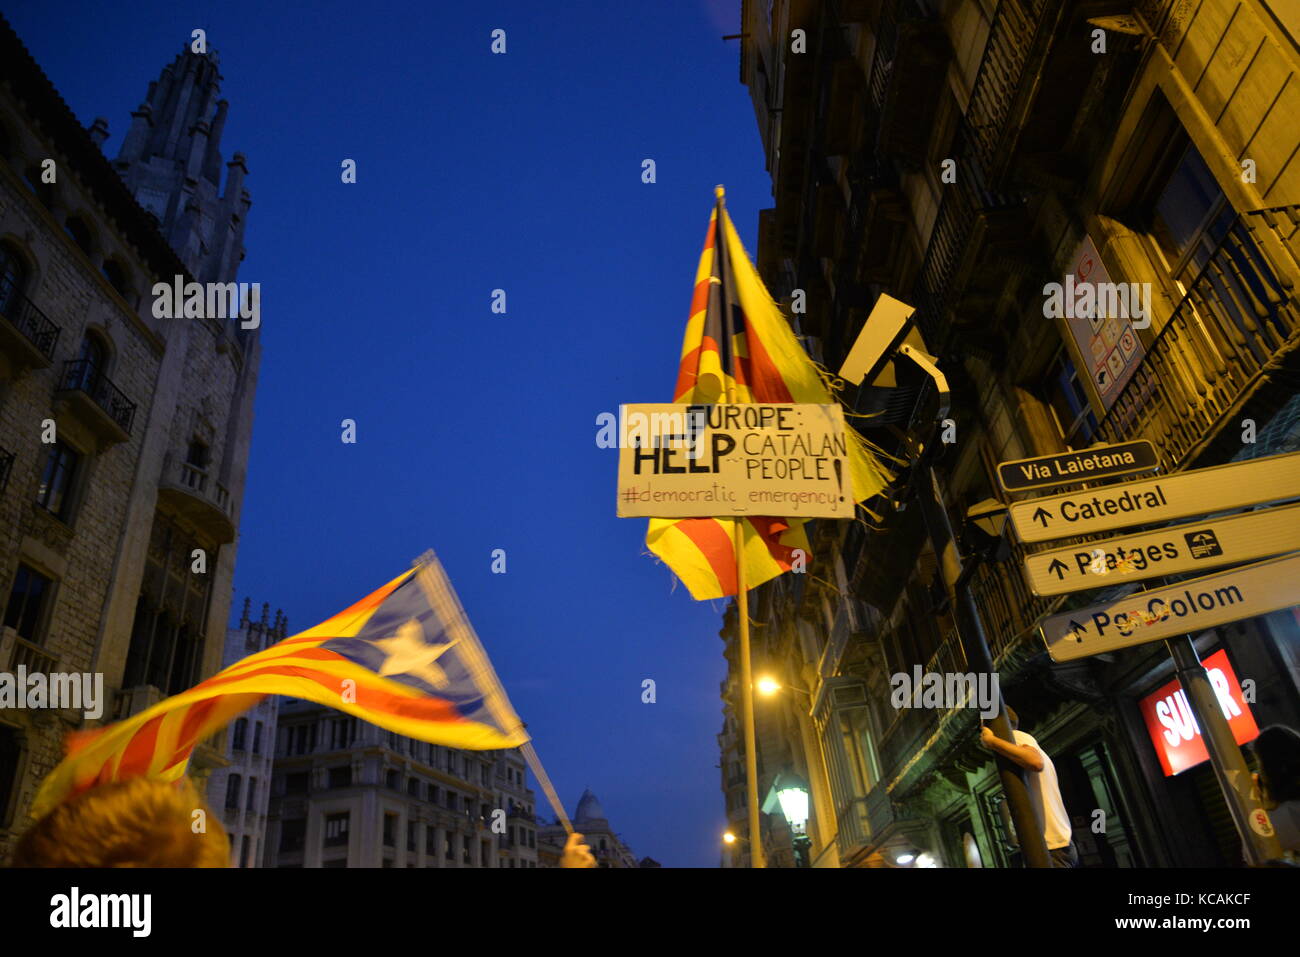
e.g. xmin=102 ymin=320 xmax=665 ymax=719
xmin=756 ymin=675 xmax=782 ymax=696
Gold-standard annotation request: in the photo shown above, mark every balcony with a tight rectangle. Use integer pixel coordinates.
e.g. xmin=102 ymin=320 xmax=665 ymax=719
xmin=54 ymin=359 xmax=136 ymax=446
xmin=156 ymin=452 xmax=235 ymax=544
xmin=1 ymin=627 xmax=59 ymax=673
xmin=1094 ymin=206 xmax=1300 ymax=471
xmin=0 ymin=288 xmax=61 ymax=371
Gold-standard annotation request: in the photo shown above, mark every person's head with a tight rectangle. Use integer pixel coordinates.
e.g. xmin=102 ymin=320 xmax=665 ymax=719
xmin=1253 ymin=725 xmax=1300 ymax=805
xmin=10 ymin=775 xmax=229 ymax=868
xmin=1004 ymin=705 xmax=1019 ymax=730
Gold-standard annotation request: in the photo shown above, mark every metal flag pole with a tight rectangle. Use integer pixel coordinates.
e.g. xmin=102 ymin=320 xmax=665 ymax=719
xmin=412 ymin=550 xmax=574 ymax=835
xmin=716 ymin=185 xmax=765 ymax=868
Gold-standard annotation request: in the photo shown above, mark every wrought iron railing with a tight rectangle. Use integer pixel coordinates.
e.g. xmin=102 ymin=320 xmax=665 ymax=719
xmin=58 ymin=358 xmax=136 ymax=435
xmin=1094 ymin=206 xmax=1300 ymax=470
xmin=0 ymin=287 xmax=61 ymax=360
xmin=911 ymin=0 xmax=1044 ymax=345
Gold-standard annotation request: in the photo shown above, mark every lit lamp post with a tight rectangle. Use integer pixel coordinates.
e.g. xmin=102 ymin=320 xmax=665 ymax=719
xmin=763 ymin=772 xmax=812 ymax=867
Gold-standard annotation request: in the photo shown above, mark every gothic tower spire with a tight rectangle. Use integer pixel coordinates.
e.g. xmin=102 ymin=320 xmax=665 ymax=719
xmin=113 ymin=44 xmax=250 ymax=284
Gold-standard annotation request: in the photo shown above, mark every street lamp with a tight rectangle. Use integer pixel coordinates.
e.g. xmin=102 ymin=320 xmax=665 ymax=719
xmin=762 ymin=771 xmax=812 ymax=867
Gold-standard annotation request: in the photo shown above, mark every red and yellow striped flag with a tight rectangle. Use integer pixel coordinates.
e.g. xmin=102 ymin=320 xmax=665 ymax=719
xmin=646 ymin=188 xmax=892 ymax=600
xmin=31 ymin=554 xmax=528 ymax=819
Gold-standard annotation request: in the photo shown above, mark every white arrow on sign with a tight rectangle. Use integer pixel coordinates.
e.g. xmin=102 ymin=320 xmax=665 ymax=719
xmin=1022 ymin=501 xmax=1300 ymax=596
xmin=1009 ymin=450 xmax=1300 ymax=543
xmin=1039 ymin=551 xmax=1300 ymax=662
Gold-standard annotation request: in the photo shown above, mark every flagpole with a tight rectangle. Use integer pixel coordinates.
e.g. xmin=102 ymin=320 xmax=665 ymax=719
xmin=716 ymin=186 xmax=765 ymax=869
xmin=411 ymin=551 xmax=574 ymax=835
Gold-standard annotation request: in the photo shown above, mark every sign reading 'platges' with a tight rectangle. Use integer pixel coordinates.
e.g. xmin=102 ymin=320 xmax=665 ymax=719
xmin=615 ymin=403 xmax=850 ymax=519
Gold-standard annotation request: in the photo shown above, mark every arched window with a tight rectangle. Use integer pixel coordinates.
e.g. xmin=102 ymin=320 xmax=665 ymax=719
xmin=232 ymin=718 xmax=248 ymax=751
xmin=0 ymin=243 xmax=28 ymax=317
xmin=79 ymin=333 xmax=107 ymax=372
xmin=64 ymin=216 xmax=94 ymax=255
xmin=225 ymin=773 xmax=242 ymax=810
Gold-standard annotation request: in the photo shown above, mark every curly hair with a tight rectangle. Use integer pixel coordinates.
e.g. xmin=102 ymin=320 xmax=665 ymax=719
xmin=10 ymin=776 xmax=230 ymax=868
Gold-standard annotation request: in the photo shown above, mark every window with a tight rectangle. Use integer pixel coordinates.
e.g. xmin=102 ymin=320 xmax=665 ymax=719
xmin=121 ymin=514 xmax=212 ymax=695
xmin=186 ymin=439 xmax=210 ymax=472
xmin=328 ymin=766 xmax=351 ymax=789
xmin=429 ymin=784 xmax=440 ymax=804
xmin=225 ymin=774 xmax=242 ymax=810
xmin=22 ymin=164 xmax=54 ymax=209
xmin=1040 ymin=346 xmax=1097 ymax=449
xmin=329 ymin=717 xmax=351 ymax=750
xmin=386 ymin=769 xmax=399 ymax=790
xmin=279 ymin=818 xmax=306 ymax=853
xmin=426 ymin=825 xmax=438 ymax=855
xmin=232 ymin=719 xmax=248 ymax=751
xmin=101 ymin=260 xmax=131 ymax=300
xmin=3 ymin=564 xmax=54 ymax=643
xmin=1148 ymin=142 xmax=1232 ymax=289
xmin=240 ymin=835 xmax=250 ymax=868
xmin=64 ymin=216 xmax=93 ymax=255
xmin=407 ymin=820 xmax=417 ymax=852
xmin=253 ymin=721 xmax=263 ymax=755
xmin=35 ymin=441 xmax=81 ymax=521
xmin=246 ymin=778 xmax=257 ymax=812
xmin=444 ymin=831 xmax=454 ymax=859
xmin=284 ymin=772 xmax=309 ymax=794
xmin=383 ymin=814 xmax=397 ymax=847
xmin=0 ymin=243 xmax=28 ymax=316
xmin=324 ymin=812 xmax=350 ymax=847
xmin=0 ymin=725 xmax=23 ymax=827
xmin=462 ymin=835 xmax=471 ymax=864
xmin=407 ymin=777 xmax=419 ymax=797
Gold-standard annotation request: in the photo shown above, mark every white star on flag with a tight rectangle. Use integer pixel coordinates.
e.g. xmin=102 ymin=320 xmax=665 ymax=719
xmin=371 ymin=617 xmax=459 ymax=689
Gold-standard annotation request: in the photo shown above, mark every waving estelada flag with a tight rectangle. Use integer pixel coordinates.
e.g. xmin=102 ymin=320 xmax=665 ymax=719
xmin=645 ymin=187 xmax=894 ymax=600
xmin=31 ymin=552 xmax=529 ymax=819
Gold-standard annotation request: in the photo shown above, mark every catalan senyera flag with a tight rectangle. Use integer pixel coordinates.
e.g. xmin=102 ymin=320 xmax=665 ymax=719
xmin=31 ymin=553 xmax=528 ymax=819
xmin=645 ymin=188 xmax=893 ymax=600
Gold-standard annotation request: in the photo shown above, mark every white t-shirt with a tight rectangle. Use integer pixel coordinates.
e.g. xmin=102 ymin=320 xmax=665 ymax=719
xmin=1014 ymin=730 xmax=1072 ymax=849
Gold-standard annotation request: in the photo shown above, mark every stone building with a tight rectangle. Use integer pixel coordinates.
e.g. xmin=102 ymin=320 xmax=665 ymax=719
xmin=0 ymin=17 xmax=259 ymax=856
xmin=538 ymin=789 xmax=638 ymax=867
xmin=724 ymin=0 xmax=1300 ymax=867
xmin=205 ymin=600 xmax=286 ymax=867
xmin=264 ymin=699 xmax=540 ymax=868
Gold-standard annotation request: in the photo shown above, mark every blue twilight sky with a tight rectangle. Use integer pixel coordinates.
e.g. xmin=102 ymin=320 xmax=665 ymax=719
xmin=7 ymin=0 xmax=772 ymax=866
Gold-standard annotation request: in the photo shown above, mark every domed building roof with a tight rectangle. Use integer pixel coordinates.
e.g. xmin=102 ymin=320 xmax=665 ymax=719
xmin=573 ymin=788 xmax=608 ymax=825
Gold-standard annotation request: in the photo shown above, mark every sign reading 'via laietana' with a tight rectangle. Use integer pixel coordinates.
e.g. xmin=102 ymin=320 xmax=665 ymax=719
xmin=997 ymin=440 xmax=1158 ymax=492
xmin=1021 ymin=502 xmax=1300 ymax=597
xmin=616 ymin=403 xmax=850 ymax=519
xmin=1008 ymin=450 xmax=1300 ymax=543
xmin=1039 ymin=552 xmax=1300 ymax=662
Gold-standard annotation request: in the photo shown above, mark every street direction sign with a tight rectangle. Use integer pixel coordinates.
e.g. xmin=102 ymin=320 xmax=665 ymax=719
xmin=1022 ymin=502 xmax=1300 ymax=596
xmin=997 ymin=440 xmax=1158 ymax=492
xmin=1039 ymin=551 xmax=1300 ymax=662
xmin=1008 ymin=450 xmax=1300 ymax=543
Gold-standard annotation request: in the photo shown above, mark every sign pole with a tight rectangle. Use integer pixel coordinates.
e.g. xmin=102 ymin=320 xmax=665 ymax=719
xmin=1162 ymin=635 xmax=1283 ymax=864
xmin=716 ymin=189 xmax=765 ymax=869
xmin=918 ymin=464 xmax=1053 ymax=868
xmin=734 ymin=514 xmax=764 ymax=868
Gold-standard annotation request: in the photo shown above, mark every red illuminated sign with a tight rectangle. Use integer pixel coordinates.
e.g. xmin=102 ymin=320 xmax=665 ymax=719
xmin=1138 ymin=649 xmax=1259 ymax=776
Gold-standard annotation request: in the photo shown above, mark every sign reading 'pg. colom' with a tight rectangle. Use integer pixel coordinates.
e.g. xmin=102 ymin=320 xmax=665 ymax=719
xmin=997 ymin=440 xmax=1157 ymax=492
